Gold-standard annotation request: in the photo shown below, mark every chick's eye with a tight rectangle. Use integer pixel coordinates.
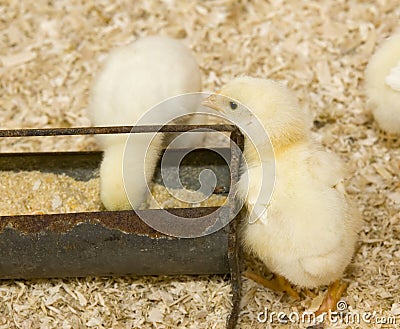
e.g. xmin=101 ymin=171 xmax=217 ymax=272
xmin=229 ymin=101 xmax=238 ymax=110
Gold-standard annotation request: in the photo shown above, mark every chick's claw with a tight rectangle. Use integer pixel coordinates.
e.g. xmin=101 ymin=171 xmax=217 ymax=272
xmin=244 ymin=271 xmax=300 ymax=300
xmin=315 ymin=280 xmax=348 ymax=316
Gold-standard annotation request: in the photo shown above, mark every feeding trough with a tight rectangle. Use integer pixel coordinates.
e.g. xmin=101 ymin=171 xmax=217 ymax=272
xmin=0 ymin=124 xmax=244 ymax=329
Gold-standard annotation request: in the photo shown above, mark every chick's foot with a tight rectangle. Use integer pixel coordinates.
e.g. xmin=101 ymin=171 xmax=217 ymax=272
xmin=244 ymin=271 xmax=300 ymax=300
xmin=315 ymin=280 xmax=348 ymax=316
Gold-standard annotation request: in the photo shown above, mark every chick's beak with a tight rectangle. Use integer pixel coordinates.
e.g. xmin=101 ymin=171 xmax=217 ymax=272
xmin=201 ymin=94 xmax=224 ymax=112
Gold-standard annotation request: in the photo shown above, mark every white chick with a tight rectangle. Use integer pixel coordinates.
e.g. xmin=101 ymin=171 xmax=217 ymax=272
xmin=203 ymin=76 xmax=361 ymax=314
xmin=88 ymin=36 xmax=201 ymax=210
xmin=365 ymin=30 xmax=400 ymax=135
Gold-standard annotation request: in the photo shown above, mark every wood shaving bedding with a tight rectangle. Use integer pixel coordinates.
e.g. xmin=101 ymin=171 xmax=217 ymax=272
xmin=1 ymin=0 xmax=399 ymax=328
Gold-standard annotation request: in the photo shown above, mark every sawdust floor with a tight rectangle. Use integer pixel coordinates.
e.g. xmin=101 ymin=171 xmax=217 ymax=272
xmin=0 ymin=1 xmax=399 ymax=328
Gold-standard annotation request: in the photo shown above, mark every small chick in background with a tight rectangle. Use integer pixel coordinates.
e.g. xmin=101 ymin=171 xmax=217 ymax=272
xmin=365 ymin=30 xmax=400 ymax=135
xmin=88 ymin=36 xmax=201 ymax=210
xmin=203 ymin=77 xmax=361 ymax=314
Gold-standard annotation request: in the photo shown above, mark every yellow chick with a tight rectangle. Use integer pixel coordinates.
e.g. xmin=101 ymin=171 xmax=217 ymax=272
xmin=88 ymin=36 xmax=201 ymax=210
xmin=365 ymin=30 xmax=400 ymax=135
xmin=203 ymin=76 xmax=361 ymax=314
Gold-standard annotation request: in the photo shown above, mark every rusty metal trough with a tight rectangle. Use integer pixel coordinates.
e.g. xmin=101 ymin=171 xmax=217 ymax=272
xmin=0 ymin=125 xmax=244 ymax=328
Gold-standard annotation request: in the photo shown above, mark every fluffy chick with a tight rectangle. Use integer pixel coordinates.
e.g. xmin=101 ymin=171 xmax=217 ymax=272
xmin=365 ymin=30 xmax=400 ymax=135
xmin=88 ymin=36 xmax=201 ymax=210
xmin=203 ymin=76 xmax=361 ymax=312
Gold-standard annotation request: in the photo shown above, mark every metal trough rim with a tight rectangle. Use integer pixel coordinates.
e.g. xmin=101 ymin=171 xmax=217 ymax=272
xmin=0 ymin=124 xmax=238 ymax=137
